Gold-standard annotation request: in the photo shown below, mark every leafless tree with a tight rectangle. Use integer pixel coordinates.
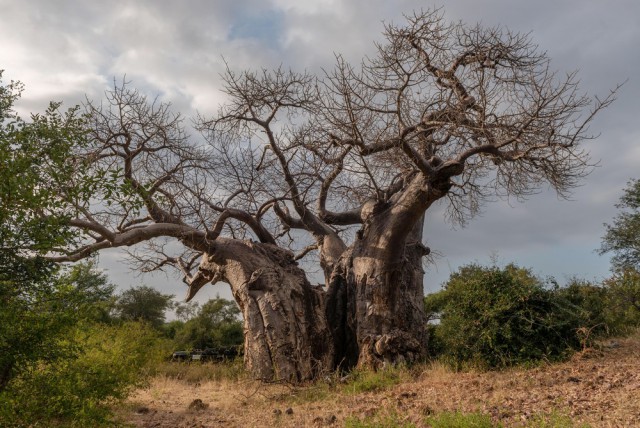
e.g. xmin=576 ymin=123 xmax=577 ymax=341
xmin=49 ymin=10 xmax=616 ymax=381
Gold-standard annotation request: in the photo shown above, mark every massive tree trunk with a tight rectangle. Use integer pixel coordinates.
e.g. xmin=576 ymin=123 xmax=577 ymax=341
xmin=327 ymin=218 xmax=430 ymax=370
xmin=199 ymin=239 xmax=334 ymax=382
xmin=350 ymin=218 xmax=430 ymax=368
xmin=326 ymin=182 xmax=439 ymax=369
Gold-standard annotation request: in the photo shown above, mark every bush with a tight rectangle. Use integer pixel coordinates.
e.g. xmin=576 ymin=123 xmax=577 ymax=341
xmin=554 ymin=278 xmax=609 ymax=339
xmin=555 ymin=270 xmax=640 ymax=338
xmin=425 ymin=264 xmax=585 ymax=369
xmin=601 ymin=268 xmax=640 ymax=334
xmin=0 ymin=321 xmax=168 ymax=427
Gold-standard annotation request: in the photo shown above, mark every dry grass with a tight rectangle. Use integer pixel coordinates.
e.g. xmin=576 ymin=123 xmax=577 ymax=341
xmin=117 ymin=332 xmax=640 ymax=427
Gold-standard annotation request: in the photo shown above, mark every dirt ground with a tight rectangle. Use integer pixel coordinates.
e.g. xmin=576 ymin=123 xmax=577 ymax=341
xmin=120 ymin=333 xmax=640 ymax=427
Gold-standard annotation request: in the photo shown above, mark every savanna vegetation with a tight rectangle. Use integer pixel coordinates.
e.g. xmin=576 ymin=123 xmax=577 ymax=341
xmin=1 ymin=7 xmax=639 ymax=427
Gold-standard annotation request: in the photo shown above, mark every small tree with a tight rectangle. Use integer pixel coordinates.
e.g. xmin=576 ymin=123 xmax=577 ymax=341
xmin=600 ymin=179 xmax=640 ymax=270
xmin=58 ymin=261 xmax=117 ymax=323
xmin=174 ymin=296 xmax=243 ymax=350
xmin=0 ymin=70 xmax=90 ymax=391
xmin=0 ymin=73 xmax=168 ymax=427
xmin=114 ymin=285 xmax=174 ymax=328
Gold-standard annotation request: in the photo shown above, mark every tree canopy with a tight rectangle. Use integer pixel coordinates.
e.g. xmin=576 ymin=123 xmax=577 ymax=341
xmin=114 ymin=285 xmax=174 ymax=328
xmin=0 ymin=70 xmax=92 ymax=392
xmin=0 ymin=71 xmax=89 ymax=265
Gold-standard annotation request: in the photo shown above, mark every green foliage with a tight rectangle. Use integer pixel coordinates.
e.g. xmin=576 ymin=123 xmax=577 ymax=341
xmin=0 ymin=73 xmax=166 ymax=426
xmin=0 ymin=260 xmax=77 ymax=392
xmin=172 ymin=296 xmax=243 ymax=350
xmin=162 ymin=319 xmax=185 ymax=339
xmin=174 ymin=300 xmax=199 ymax=321
xmin=0 ymin=71 xmax=90 ymax=261
xmin=0 ymin=321 xmax=168 ymax=427
xmin=554 ymin=278 xmax=609 ymax=338
xmin=425 ymin=264 xmax=584 ymax=369
xmin=601 ymin=268 xmax=640 ymax=334
xmin=57 ymin=261 xmax=117 ymax=323
xmin=0 ymin=261 xmax=169 ymax=427
xmin=114 ymin=285 xmax=174 ymax=328
xmin=554 ymin=271 xmax=640 ymax=338
xmin=0 ymin=72 xmax=100 ymax=392
xmin=600 ymin=178 xmax=640 ymax=270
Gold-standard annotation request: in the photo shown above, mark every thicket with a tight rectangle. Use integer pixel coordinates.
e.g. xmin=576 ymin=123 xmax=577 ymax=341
xmin=0 ymin=261 xmax=170 ymax=427
xmin=424 ymin=263 xmax=640 ymax=369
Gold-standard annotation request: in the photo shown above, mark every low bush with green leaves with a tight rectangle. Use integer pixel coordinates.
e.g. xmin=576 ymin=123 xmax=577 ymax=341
xmin=0 ymin=320 xmax=168 ymax=427
xmin=0 ymin=259 xmax=170 ymax=427
xmin=424 ymin=264 xmax=586 ymax=369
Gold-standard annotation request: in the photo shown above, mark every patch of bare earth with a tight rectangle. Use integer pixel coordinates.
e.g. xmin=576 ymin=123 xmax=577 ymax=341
xmin=120 ymin=333 xmax=640 ymax=427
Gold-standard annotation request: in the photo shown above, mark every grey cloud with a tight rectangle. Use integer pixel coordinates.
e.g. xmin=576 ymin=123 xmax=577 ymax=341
xmin=2 ymin=0 xmax=638 ymax=299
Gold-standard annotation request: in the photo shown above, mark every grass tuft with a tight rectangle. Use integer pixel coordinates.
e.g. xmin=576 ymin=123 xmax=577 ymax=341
xmin=425 ymin=411 xmax=498 ymax=427
xmin=342 ymin=366 xmax=405 ymax=394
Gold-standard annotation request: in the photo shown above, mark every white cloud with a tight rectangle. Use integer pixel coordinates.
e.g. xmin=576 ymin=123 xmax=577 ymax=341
xmin=3 ymin=0 xmax=639 ymax=295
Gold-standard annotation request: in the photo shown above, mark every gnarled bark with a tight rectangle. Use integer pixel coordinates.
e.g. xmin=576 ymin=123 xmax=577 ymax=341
xmin=328 ymin=219 xmax=430 ymax=370
xmin=198 ymin=239 xmax=334 ymax=382
xmin=326 ymin=177 xmax=438 ymax=369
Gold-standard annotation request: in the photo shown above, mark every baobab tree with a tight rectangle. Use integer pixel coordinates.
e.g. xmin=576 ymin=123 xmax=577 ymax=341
xmin=45 ymin=11 xmax=615 ymax=381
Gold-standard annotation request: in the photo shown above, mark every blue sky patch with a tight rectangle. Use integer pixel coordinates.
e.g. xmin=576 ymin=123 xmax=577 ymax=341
xmin=228 ymin=9 xmax=284 ymax=45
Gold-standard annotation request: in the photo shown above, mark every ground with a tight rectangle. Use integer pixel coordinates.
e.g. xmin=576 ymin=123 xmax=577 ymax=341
xmin=119 ymin=332 xmax=640 ymax=427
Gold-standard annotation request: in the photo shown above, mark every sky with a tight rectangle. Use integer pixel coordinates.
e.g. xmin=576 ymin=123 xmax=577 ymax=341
xmin=2 ymin=0 xmax=639 ymax=304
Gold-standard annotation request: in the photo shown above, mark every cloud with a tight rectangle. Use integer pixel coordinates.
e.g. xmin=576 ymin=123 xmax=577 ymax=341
xmin=3 ymin=0 xmax=639 ymax=298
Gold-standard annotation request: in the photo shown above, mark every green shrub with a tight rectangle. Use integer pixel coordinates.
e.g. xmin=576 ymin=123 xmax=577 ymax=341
xmin=554 ymin=278 xmax=608 ymax=338
xmin=598 ymin=268 xmax=640 ymax=335
xmin=554 ymin=270 xmax=640 ymax=338
xmin=0 ymin=260 xmax=118 ymax=394
xmin=0 ymin=321 xmax=168 ymax=427
xmin=425 ymin=264 xmax=585 ymax=369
